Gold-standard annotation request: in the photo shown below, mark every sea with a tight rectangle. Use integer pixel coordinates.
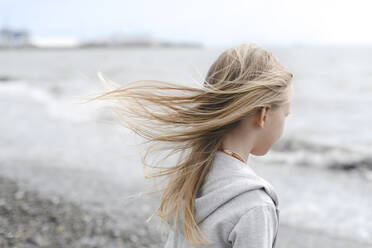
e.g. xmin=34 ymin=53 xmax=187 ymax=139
xmin=1 ymin=45 xmax=371 ymax=175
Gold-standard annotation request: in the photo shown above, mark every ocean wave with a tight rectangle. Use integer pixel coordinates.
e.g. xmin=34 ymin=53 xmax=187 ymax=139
xmin=0 ymin=81 xmax=109 ymax=123
xmin=0 ymin=74 xmax=18 ymax=82
xmin=272 ymin=138 xmax=346 ymax=153
xmin=266 ymin=137 xmax=372 ymax=173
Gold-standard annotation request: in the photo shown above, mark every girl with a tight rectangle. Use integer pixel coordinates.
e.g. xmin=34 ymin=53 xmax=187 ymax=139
xmin=87 ymin=42 xmax=293 ymax=247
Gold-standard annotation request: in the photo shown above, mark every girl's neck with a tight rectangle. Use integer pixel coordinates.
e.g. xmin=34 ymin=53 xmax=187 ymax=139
xmin=217 ymin=148 xmax=247 ymax=164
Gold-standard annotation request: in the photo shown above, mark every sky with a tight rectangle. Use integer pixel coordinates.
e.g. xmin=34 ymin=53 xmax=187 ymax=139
xmin=1 ymin=0 xmax=372 ymax=47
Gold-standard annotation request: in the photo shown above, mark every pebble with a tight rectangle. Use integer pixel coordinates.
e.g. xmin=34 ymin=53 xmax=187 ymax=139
xmin=0 ymin=176 xmax=164 ymax=248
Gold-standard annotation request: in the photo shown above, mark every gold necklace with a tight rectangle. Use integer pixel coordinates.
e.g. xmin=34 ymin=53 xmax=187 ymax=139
xmin=217 ymin=148 xmax=246 ymax=164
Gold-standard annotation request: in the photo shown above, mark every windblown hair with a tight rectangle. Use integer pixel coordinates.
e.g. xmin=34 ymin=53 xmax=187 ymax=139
xmin=83 ymin=42 xmax=293 ymax=246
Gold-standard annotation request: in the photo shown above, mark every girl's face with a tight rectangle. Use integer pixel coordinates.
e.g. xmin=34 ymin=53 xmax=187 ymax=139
xmin=220 ymin=84 xmax=293 ymax=159
xmin=250 ymin=84 xmax=293 ymax=156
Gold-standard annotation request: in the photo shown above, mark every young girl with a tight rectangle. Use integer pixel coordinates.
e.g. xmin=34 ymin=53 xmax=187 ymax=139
xmin=87 ymin=42 xmax=293 ymax=247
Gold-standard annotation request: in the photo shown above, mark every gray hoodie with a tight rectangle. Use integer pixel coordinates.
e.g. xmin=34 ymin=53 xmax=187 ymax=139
xmin=164 ymin=151 xmax=280 ymax=248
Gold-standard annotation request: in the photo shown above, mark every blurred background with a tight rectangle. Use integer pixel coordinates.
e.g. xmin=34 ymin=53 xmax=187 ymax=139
xmin=1 ymin=0 xmax=372 ymax=247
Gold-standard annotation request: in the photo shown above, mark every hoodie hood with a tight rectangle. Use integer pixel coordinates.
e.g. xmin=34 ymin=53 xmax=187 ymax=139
xmin=194 ymin=151 xmax=279 ymax=224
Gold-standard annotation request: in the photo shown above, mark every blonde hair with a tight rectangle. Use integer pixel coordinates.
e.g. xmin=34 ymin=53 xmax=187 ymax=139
xmin=83 ymin=42 xmax=293 ymax=246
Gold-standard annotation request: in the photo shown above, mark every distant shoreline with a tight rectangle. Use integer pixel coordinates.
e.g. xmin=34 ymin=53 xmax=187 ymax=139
xmin=2 ymin=43 xmax=372 ymax=51
xmin=0 ymin=42 xmax=204 ymax=50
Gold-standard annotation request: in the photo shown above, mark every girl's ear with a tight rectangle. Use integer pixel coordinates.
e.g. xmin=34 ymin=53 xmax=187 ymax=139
xmin=256 ymin=106 xmax=271 ymax=128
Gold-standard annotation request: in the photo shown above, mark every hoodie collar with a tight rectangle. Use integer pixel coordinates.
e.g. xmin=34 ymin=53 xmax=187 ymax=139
xmin=194 ymin=151 xmax=279 ymax=224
